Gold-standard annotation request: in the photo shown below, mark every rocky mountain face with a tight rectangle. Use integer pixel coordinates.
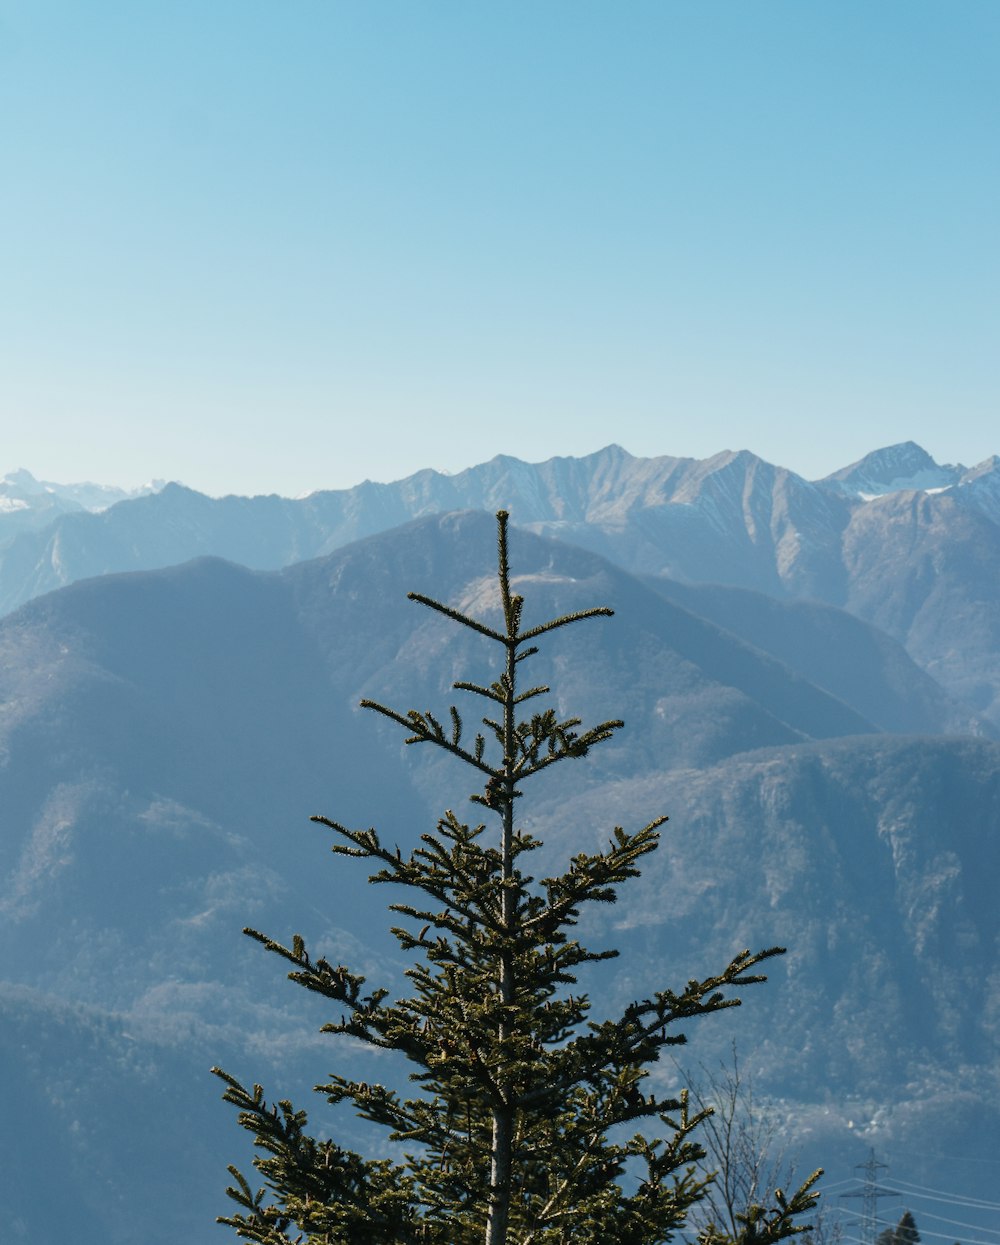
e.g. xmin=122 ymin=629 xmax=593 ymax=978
xmin=1 ymin=512 xmax=998 ymax=1243
xmin=840 ymin=489 xmax=1000 ymax=720
xmin=2 ymin=443 xmax=999 ymax=727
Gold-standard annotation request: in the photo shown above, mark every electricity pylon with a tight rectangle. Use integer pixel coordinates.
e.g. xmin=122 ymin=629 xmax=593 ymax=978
xmin=841 ymin=1148 xmax=900 ymax=1245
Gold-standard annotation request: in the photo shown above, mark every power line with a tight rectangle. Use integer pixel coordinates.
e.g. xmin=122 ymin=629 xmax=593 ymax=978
xmin=851 ymin=1204 xmax=1000 ymax=1245
xmin=830 ymin=1211 xmax=1000 ymax=1245
xmin=909 ymin=1231 xmax=1000 ymax=1245
xmin=891 ymin=1179 xmax=1000 ymax=1213
xmin=910 ymin=1208 xmax=1000 ymax=1238
xmin=886 ymin=1149 xmax=1000 ymax=1170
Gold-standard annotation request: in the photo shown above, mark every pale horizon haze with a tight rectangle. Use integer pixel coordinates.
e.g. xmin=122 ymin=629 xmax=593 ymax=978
xmin=1 ymin=2 xmax=997 ymax=497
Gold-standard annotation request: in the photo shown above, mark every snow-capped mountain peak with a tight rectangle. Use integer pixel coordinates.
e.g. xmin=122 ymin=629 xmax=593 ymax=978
xmin=818 ymin=441 xmax=964 ymax=499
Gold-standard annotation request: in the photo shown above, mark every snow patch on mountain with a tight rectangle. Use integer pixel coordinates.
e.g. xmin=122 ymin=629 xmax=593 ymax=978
xmin=0 ymin=470 xmax=167 ymax=548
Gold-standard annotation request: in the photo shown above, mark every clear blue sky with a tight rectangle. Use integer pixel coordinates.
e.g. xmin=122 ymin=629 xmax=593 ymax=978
xmin=1 ymin=1 xmax=997 ymax=496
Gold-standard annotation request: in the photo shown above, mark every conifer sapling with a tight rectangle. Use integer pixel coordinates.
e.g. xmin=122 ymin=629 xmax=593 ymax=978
xmin=213 ymin=510 xmax=820 ymax=1244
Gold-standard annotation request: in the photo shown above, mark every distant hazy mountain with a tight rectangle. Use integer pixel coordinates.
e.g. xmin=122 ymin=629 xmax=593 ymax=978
xmin=0 ymin=468 xmax=164 ymax=547
xmin=3 ymin=442 xmax=999 ymax=727
xmin=1 ymin=513 xmax=997 ymax=1242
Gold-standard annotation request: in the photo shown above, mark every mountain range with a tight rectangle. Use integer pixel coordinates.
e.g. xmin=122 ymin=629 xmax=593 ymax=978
xmin=2 ymin=441 xmax=999 ymax=725
xmin=1 ymin=448 xmax=998 ymax=1242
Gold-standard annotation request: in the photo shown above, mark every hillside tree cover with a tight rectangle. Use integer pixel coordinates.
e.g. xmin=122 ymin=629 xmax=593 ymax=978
xmin=213 ymin=511 xmax=821 ymax=1244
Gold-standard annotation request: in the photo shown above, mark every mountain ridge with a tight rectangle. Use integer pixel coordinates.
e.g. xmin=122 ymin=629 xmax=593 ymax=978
xmin=3 ymin=440 xmax=999 ymax=728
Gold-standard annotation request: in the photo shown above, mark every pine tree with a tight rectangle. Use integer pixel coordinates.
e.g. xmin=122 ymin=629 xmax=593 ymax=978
xmin=878 ymin=1212 xmax=921 ymax=1245
xmin=213 ymin=511 xmax=820 ymax=1245
xmin=896 ymin=1213 xmax=920 ymax=1245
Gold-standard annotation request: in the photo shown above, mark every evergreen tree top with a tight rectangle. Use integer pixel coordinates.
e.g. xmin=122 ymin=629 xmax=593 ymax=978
xmin=213 ymin=510 xmax=821 ymax=1245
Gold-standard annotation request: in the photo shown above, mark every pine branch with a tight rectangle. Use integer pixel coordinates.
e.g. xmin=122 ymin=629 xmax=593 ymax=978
xmin=360 ymin=699 xmax=500 ymax=775
xmin=454 ymin=679 xmax=506 ymax=704
xmin=515 ymin=718 xmax=625 ymax=778
xmin=699 ymin=1169 xmax=823 ymax=1245
xmin=518 ymin=605 xmax=615 ymax=641
xmin=524 ymin=819 xmax=666 ymax=935
xmin=406 ymin=591 xmax=508 ymax=644
xmin=314 ymin=815 xmax=505 ymax=932
xmin=495 ymin=509 xmax=517 ymax=638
